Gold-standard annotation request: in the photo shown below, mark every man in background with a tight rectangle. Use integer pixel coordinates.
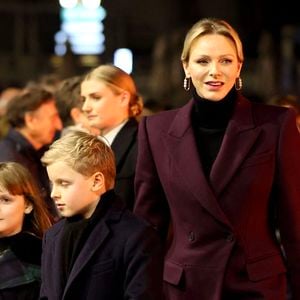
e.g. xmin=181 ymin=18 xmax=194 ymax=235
xmin=0 ymin=87 xmax=62 ymax=220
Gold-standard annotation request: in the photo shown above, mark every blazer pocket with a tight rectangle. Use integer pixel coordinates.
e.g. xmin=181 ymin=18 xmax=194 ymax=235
xmin=91 ymin=258 xmax=114 ymax=276
xmin=246 ymin=254 xmax=286 ymax=282
xmin=242 ymin=151 xmax=273 ymax=168
xmin=163 ymin=260 xmax=184 ymax=286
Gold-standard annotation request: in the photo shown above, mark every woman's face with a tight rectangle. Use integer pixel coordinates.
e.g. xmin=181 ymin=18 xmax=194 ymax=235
xmin=81 ymin=79 xmax=129 ymax=135
xmin=0 ymin=187 xmax=32 ymax=237
xmin=183 ymin=34 xmax=242 ymax=101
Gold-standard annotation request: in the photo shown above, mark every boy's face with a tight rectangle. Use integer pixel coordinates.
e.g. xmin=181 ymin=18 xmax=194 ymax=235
xmin=46 ymin=161 xmax=101 ymax=219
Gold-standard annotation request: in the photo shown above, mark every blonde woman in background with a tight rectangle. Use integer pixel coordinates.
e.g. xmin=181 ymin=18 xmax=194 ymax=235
xmin=81 ymin=64 xmax=143 ymax=210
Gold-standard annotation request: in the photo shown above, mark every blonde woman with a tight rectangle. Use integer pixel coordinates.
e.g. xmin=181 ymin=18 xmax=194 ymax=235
xmin=81 ymin=64 xmax=143 ymax=210
xmin=134 ymin=18 xmax=300 ymax=299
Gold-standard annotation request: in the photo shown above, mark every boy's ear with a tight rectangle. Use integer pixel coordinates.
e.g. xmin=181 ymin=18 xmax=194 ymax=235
xmin=91 ymin=172 xmax=105 ymax=192
xmin=24 ymin=202 xmax=33 ymax=214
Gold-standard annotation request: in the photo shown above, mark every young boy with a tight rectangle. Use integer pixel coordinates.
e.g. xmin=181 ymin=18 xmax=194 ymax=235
xmin=40 ymin=131 xmax=163 ymax=300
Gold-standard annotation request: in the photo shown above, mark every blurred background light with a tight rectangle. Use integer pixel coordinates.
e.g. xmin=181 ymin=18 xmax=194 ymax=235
xmin=59 ymin=0 xmax=78 ymax=9
xmin=55 ymin=44 xmax=67 ymax=56
xmin=54 ymin=31 xmax=68 ymax=44
xmin=114 ymin=48 xmax=133 ymax=74
xmin=55 ymin=2 xmax=106 ymax=55
xmin=82 ymin=0 xmax=101 ymax=9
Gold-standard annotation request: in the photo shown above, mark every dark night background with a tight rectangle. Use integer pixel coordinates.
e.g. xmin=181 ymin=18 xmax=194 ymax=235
xmin=0 ymin=0 xmax=299 ymax=107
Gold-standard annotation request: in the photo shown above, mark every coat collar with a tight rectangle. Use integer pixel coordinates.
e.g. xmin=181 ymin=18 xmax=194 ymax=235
xmin=164 ymin=95 xmax=261 ymax=227
xmin=0 ymin=233 xmax=41 ymax=289
xmin=6 ymin=128 xmax=36 ymax=154
xmin=60 ymin=192 xmax=125 ymax=297
xmin=210 ymin=95 xmax=261 ymax=194
xmin=110 ymin=118 xmax=138 ymax=167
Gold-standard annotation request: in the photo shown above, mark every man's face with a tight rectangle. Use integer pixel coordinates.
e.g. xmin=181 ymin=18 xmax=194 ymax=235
xmin=26 ymin=100 xmax=62 ymax=148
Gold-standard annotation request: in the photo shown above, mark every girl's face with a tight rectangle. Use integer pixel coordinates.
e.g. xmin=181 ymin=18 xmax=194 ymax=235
xmin=183 ymin=34 xmax=242 ymax=101
xmin=81 ymin=80 xmax=129 ymax=135
xmin=0 ymin=188 xmax=32 ymax=237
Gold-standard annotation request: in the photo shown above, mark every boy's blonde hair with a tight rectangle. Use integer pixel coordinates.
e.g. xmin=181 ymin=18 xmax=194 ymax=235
xmin=41 ymin=131 xmax=116 ymax=189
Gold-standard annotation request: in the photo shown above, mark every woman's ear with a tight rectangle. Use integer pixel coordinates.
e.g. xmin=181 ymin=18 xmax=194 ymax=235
xmin=120 ymin=90 xmax=130 ymax=107
xmin=24 ymin=202 xmax=33 ymax=214
xmin=182 ymin=61 xmax=190 ymax=77
xmin=237 ymin=62 xmax=243 ymax=76
xmin=91 ymin=172 xmax=105 ymax=192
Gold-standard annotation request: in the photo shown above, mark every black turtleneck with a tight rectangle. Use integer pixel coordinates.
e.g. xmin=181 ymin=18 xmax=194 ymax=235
xmin=191 ymin=88 xmax=236 ymax=177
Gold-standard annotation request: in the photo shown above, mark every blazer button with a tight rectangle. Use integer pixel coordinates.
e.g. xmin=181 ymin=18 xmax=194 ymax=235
xmin=226 ymin=233 xmax=234 ymax=242
xmin=188 ymin=231 xmax=195 ymax=242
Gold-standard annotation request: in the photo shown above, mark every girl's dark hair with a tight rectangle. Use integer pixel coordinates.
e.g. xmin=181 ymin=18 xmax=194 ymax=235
xmin=0 ymin=162 xmax=53 ymax=237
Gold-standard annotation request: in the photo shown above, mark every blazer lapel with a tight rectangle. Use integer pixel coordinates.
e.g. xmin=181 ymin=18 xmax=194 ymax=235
xmin=62 ymin=221 xmax=110 ymax=297
xmin=165 ymin=100 xmax=232 ymax=228
xmin=210 ymin=96 xmax=261 ymax=195
xmin=62 ymin=208 xmax=122 ymax=298
xmin=111 ymin=118 xmax=138 ymax=168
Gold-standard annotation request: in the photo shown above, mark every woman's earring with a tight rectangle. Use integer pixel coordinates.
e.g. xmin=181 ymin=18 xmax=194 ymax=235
xmin=183 ymin=77 xmax=191 ymax=91
xmin=235 ymin=77 xmax=242 ymax=90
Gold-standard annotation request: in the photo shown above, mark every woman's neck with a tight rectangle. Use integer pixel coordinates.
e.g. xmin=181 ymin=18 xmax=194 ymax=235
xmin=192 ymin=88 xmax=237 ymax=129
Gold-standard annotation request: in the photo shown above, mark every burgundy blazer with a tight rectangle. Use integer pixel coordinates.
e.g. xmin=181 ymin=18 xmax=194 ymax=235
xmin=134 ymin=95 xmax=300 ymax=300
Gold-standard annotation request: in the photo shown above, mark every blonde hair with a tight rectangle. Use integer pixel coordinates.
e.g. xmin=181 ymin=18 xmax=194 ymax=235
xmin=0 ymin=162 xmax=52 ymax=237
xmin=41 ymin=131 xmax=116 ymax=189
xmin=181 ymin=18 xmax=244 ymax=65
xmin=83 ymin=64 xmax=143 ymax=117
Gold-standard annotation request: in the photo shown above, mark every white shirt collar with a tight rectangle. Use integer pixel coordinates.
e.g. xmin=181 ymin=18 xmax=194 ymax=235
xmin=102 ymin=120 xmax=128 ymax=146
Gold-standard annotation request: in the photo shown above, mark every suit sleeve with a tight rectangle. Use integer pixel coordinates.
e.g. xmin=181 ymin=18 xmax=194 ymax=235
xmin=134 ymin=116 xmax=170 ymax=239
xmin=123 ymin=225 xmax=164 ymax=300
xmin=276 ymin=109 xmax=300 ymax=298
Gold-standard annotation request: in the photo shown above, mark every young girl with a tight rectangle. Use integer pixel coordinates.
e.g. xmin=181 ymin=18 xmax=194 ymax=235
xmin=0 ymin=162 xmax=53 ymax=300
